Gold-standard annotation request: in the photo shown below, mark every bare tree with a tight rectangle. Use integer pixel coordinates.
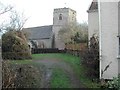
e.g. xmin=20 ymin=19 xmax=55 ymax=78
xmin=0 ymin=2 xmax=27 ymax=32
xmin=6 ymin=11 xmax=28 ymax=31
xmin=58 ymin=22 xmax=88 ymax=44
xmin=0 ymin=2 xmax=13 ymax=15
xmin=0 ymin=2 xmax=13 ymax=33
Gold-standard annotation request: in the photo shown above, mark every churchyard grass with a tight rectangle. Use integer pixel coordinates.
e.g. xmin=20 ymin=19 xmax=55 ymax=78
xmin=50 ymin=68 xmax=71 ymax=88
xmin=32 ymin=53 xmax=100 ymax=88
xmin=9 ymin=53 xmax=99 ymax=88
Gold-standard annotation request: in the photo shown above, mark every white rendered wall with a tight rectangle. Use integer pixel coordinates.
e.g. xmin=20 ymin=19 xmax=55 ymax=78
xmin=88 ymin=11 xmax=99 ymax=40
xmin=100 ymin=2 xmax=118 ymax=79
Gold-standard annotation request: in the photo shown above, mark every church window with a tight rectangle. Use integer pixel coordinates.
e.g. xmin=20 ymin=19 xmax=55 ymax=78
xmin=59 ymin=14 xmax=62 ymax=20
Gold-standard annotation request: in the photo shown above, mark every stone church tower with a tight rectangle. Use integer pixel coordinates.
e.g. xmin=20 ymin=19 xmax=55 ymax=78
xmin=53 ymin=8 xmax=76 ymax=49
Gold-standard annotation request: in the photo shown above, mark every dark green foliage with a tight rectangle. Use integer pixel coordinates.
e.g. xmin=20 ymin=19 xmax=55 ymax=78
xmin=71 ymin=32 xmax=88 ymax=43
xmin=100 ymin=74 xmax=120 ymax=89
xmin=2 ymin=31 xmax=32 ymax=60
xmin=81 ymin=35 xmax=99 ymax=79
xmin=107 ymin=75 xmax=120 ymax=89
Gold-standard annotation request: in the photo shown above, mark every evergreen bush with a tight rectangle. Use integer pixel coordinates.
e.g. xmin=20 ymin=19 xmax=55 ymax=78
xmin=2 ymin=31 xmax=32 ymax=60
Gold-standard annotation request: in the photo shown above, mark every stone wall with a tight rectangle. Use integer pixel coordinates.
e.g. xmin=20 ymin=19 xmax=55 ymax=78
xmin=53 ymin=8 xmax=76 ymax=49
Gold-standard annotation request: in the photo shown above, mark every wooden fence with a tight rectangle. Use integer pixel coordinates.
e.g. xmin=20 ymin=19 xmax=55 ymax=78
xmin=32 ymin=48 xmax=66 ymax=54
xmin=64 ymin=43 xmax=87 ymax=57
xmin=32 ymin=43 xmax=87 ymax=56
xmin=65 ymin=43 xmax=87 ymax=50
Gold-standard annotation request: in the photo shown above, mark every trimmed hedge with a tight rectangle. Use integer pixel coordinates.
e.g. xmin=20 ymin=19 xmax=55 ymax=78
xmin=2 ymin=31 xmax=32 ymax=60
xmin=2 ymin=52 xmax=31 ymax=60
xmin=2 ymin=61 xmax=43 ymax=88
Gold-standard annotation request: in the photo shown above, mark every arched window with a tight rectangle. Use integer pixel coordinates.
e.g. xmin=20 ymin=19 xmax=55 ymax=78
xmin=59 ymin=14 xmax=62 ymax=20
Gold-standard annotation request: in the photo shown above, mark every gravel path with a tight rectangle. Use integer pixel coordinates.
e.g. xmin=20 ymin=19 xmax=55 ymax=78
xmin=34 ymin=58 xmax=84 ymax=88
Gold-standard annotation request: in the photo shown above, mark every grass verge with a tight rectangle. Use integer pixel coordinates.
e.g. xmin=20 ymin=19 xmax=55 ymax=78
xmin=32 ymin=53 xmax=100 ymax=88
xmin=50 ymin=68 xmax=71 ymax=88
xmin=9 ymin=53 xmax=100 ymax=88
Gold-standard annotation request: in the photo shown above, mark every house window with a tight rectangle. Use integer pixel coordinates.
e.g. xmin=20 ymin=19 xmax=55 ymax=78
xmin=59 ymin=14 xmax=62 ymax=20
xmin=117 ymin=37 xmax=120 ymax=58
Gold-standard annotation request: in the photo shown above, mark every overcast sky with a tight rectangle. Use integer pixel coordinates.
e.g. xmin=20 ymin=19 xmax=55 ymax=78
xmin=1 ymin=0 xmax=93 ymax=28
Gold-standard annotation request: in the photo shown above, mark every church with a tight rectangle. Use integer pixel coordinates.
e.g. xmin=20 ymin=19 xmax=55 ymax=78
xmin=23 ymin=7 xmax=76 ymax=50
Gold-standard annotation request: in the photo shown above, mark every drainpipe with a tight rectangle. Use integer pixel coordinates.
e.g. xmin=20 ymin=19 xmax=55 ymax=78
xmin=98 ymin=0 xmax=102 ymax=79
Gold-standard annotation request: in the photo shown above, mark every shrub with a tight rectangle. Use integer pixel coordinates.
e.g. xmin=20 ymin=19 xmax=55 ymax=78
xmin=100 ymin=75 xmax=120 ymax=89
xmin=107 ymin=75 xmax=120 ymax=89
xmin=13 ymin=65 xmax=42 ymax=88
xmin=2 ymin=61 xmax=43 ymax=88
xmin=81 ymin=35 xmax=99 ymax=79
xmin=2 ymin=31 xmax=32 ymax=60
xmin=2 ymin=61 xmax=16 ymax=88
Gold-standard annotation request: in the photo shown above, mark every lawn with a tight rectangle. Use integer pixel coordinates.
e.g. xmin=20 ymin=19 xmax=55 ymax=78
xmin=50 ymin=68 xmax=71 ymax=88
xmin=9 ymin=53 xmax=100 ymax=88
xmin=32 ymin=53 xmax=100 ymax=88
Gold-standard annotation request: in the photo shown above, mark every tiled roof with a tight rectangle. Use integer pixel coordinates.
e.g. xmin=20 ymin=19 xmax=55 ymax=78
xmin=23 ymin=25 xmax=53 ymax=40
xmin=87 ymin=0 xmax=98 ymax=13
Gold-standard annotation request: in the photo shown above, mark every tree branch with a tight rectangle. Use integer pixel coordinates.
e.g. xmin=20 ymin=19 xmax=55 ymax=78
xmin=0 ymin=5 xmax=13 ymax=15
